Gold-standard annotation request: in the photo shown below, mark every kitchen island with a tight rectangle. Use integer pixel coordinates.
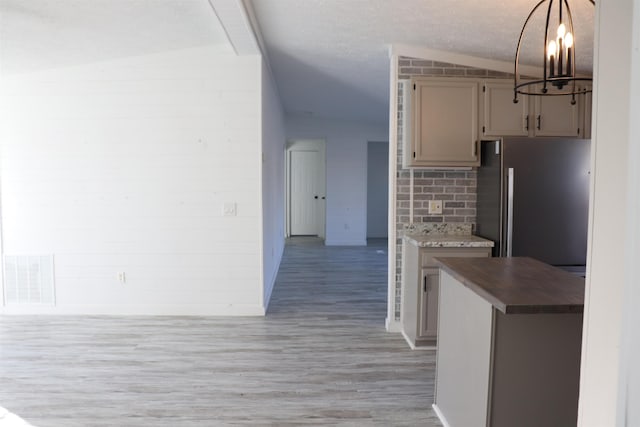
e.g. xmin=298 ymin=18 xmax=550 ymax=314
xmin=432 ymin=257 xmax=584 ymax=427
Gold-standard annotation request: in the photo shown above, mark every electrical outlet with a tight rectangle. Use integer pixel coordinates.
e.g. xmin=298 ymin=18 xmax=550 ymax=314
xmin=429 ymin=200 xmax=443 ymax=215
xmin=117 ymin=272 xmax=126 ymax=283
xmin=223 ymin=202 xmax=237 ymax=217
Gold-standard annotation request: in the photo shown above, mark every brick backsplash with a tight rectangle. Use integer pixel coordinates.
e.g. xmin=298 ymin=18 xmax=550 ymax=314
xmin=394 ymin=56 xmax=507 ymax=320
xmin=396 ymin=170 xmax=477 ymax=224
xmin=398 ymin=58 xmax=512 ymax=80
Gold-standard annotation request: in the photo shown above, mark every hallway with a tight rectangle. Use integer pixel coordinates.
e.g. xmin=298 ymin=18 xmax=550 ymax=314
xmin=0 ymin=239 xmax=440 ymax=426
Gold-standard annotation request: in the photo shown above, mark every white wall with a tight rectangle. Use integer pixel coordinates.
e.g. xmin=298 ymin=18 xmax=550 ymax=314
xmin=578 ymin=0 xmax=639 ymax=424
xmin=260 ymin=60 xmax=286 ymax=308
xmin=285 ymin=116 xmax=388 ymax=246
xmin=367 ymin=141 xmax=389 ymax=238
xmin=618 ymin=0 xmax=640 ymax=422
xmin=0 ymin=46 xmax=267 ymax=315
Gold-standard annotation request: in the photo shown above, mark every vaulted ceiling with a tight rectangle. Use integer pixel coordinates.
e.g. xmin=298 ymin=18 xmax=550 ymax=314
xmin=0 ymin=0 xmax=595 ymax=124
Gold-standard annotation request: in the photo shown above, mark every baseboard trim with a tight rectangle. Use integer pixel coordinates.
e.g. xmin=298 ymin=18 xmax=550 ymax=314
xmin=385 ymin=317 xmax=402 ymax=332
xmin=401 ymin=331 xmax=416 ymax=349
xmin=324 ymin=239 xmax=367 ymax=246
xmin=432 ymin=404 xmax=451 ymax=427
xmin=262 ymin=245 xmax=284 ymax=312
xmin=401 ymin=330 xmax=437 ymax=350
xmin=0 ymin=303 xmax=266 ymax=316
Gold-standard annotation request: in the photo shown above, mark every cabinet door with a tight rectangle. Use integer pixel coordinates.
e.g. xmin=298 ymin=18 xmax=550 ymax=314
xmin=533 ymin=85 xmax=581 ymax=137
xmin=483 ymin=81 xmax=529 ymax=137
xmin=419 ymin=268 xmax=440 ymax=339
xmin=412 ymin=79 xmax=479 ymax=166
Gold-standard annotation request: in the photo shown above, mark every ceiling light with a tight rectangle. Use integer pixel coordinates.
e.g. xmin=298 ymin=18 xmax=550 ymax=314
xmin=513 ymin=0 xmax=594 ymax=105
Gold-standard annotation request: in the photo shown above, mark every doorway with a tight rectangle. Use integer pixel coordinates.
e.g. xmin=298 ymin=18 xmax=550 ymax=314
xmin=286 ymin=140 xmax=326 ymax=239
xmin=367 ymin=141 xmax=389 ymax=239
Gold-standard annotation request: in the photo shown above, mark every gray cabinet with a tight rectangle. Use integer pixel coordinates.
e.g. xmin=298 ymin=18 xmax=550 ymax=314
xmin=401 ymin=242 xmax=491 ymax=348
xmin=403 ymin=77 xmax=592 ymax=169
xmin=420 ymin=268 xmax=439 ymax=338
xmin=482 ymin=81 xmax=530 ymax=137
xmin=403 ymin=78 xmax=480 ymax=168
xmin=532 ymin=84 xmax=581 ymax=137
xmin=482 ymin=80 xmax=585 ymax=138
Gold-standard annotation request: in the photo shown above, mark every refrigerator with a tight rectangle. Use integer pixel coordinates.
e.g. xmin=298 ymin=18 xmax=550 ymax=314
xmin=476 ymin=137 xmax=591 ymax=274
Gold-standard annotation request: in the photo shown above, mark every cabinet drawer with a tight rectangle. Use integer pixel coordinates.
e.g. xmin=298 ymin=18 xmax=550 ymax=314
xmin=420 ymin=247 xmax=491 ymax=267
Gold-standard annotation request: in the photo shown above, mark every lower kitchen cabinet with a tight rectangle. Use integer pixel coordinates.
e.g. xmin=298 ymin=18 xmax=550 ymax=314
xmin=401 ymin=242 xmax=491 ymax=348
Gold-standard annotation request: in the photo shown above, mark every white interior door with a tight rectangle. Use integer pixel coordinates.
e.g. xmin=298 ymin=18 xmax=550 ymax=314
xmin=290 ymin=150 xmax=320 ymax=236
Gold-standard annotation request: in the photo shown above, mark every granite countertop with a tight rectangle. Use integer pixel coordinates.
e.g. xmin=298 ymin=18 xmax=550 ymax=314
xmin=434 ymin=257 xmax=585 ymax=314
xmin=403 ymin=233 xmax=495 ymax=248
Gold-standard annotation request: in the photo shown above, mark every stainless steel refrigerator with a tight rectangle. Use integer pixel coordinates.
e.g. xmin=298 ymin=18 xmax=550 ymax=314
xmin=476 ymin=137 xmax=591 ymax=274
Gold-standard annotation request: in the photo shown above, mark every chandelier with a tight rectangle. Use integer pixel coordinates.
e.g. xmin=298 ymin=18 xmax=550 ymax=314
xmin=513 ymin=0 xmax=595 ymax=104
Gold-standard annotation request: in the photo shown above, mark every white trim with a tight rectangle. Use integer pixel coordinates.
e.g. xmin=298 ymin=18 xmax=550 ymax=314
xmin=324 ymin=239 xmax=366 ymax=246
xmin=432 ymin=404 xmax=452 ymax=427
xmin=0 ymin=303 xmax=267 ymax=316
xmin=389 ymin=43 xmax=543 ymax=78
xmin=262 ymin=244 xmax=284 ymax=312
xmin=387 ymin=52 xmax=401 ymax=332
xmin=257 ymin=61 xmax=266 ymax=312
xmin=401 ymin=331 xmax=437 ymax=351
xmin=385 ymin=316 xmax=402 ymax=332
xmin=285 ymin=148 xmax=291 ymax=238
xmin=409 ymin=169 xmax=414 ymax=223
xmin=401 ymin=331 xmax=416 ymax=350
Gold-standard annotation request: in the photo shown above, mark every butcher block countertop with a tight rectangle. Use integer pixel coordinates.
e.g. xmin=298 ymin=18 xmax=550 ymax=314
xmin=434 ymin=257 xmax=585 ymax=314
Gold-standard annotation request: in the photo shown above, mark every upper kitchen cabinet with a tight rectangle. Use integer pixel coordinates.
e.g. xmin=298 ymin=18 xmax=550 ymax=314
xmin=402 ymin=77 xmax=591 ymax=169
xmin=403 ymin=78 xmax=480 ymax=168
xmin=482 ymin=81 xmax=530 ymax=137
xmin=532 ymin=83 xmax=581 ymax=137
xmin=481 ymin=79 xmax=588 ymax=138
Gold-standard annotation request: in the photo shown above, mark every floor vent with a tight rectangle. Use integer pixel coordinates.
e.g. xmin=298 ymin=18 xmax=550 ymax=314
xmin=3 ymin=255 xmax=55 ymax=306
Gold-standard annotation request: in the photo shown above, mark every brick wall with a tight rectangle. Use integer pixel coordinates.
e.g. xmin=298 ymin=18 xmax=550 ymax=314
xmin=394 ymin=57 xmax=513 ymax=320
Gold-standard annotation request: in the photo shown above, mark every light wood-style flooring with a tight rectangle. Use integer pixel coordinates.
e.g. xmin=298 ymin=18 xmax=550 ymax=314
xmin=0 ymin=238 xmax=441 ymax=426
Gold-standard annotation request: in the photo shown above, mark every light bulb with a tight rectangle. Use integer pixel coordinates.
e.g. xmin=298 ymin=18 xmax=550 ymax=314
xmin=565 ymin=32 xmax=574 ymax=48
xmin=547 ymin=40 xmax=557 ymax=58
xmin=557 ymin=23 xmax=566 ymax=39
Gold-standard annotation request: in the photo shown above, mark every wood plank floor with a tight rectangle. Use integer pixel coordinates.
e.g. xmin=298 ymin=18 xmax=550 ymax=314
xmin=0 ymin=238 xmax=441 ymax=426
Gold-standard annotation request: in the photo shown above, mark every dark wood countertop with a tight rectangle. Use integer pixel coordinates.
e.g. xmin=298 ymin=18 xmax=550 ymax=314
xmin=434 ymin=257 xmax=585 ymax=314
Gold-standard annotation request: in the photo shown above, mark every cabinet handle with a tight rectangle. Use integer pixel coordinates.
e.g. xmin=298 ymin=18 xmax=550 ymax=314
xmin=473 ymin=140 xmax=478 ymax=158
xmin=536 ymin=115 xmax=541 ymax=130
xmin=423 ymin=276 xmax=427 ymax=293
xmin=525 ymin=115 xmax=529 ymax=131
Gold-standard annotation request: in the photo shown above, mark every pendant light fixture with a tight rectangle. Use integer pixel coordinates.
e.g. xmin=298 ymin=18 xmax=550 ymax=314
xmin=513 ymin=0 xmax=595 ymax=105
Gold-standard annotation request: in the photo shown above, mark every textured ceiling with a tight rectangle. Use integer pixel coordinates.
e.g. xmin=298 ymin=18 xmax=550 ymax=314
xmin=0 ymin=0 xmax=595 ymax=124
xmin=250 ymin=0 xmax=595 ymax=123
xmin=0 ymin=0 xmax=232 ymax=74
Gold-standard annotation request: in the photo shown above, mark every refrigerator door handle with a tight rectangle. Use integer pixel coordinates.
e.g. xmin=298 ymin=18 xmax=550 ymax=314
xmin=506 ymin=168 xmax=514 ymax=257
